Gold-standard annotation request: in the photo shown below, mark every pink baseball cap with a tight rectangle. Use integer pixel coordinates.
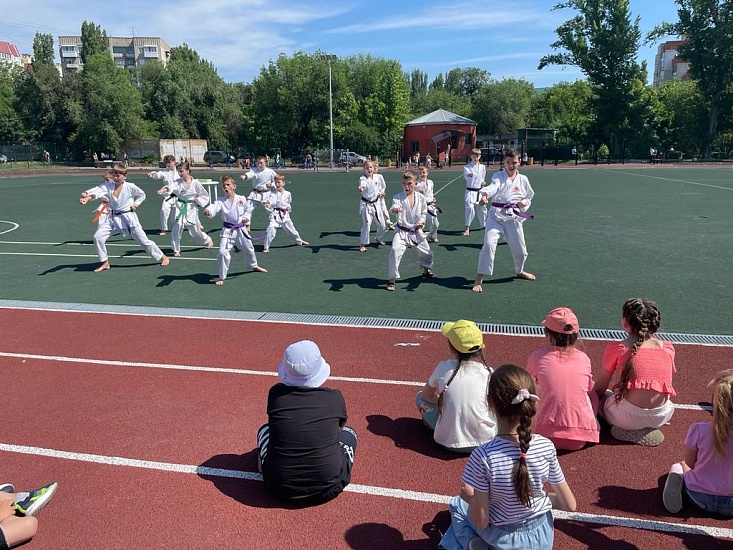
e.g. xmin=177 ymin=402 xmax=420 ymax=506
xmin=541 ymin=307 xmax=579 ymax=334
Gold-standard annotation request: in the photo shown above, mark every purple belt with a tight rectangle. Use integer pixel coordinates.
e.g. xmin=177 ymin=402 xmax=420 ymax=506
xmin=223 ymin=221 xmax=251 ymax=240
xmin=491 ymin=202 xmax=534 ymax=219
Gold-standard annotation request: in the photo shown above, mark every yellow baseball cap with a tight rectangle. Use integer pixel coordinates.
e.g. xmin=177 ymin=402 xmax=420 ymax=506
xmin=441 ymin=319 xmax=485 ymax=354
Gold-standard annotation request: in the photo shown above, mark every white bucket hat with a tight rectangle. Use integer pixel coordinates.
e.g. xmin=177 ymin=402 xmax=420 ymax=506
xmin=278 ymin=340 xmax=331 ymax=388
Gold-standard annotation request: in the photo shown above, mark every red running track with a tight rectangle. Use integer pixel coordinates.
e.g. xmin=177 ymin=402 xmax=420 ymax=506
xmin=1 ymin=308 xmax=732 ymax=549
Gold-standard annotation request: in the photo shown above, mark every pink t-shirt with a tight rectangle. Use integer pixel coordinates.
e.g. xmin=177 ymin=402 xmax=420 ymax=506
xmin=602 ymin=340 xmax=676 ymax=396
xmin=526 ymin=347 xmax=600 ymax=443
xmin=684 ymin=422 xmax=733 ymax=496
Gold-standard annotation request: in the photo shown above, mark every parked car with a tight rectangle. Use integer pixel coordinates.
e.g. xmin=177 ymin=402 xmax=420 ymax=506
xmin=0 ymin=154 xmax=7 ymax=163
xmin=203 ymin=151 xmax=235 ymax=165
xmin=339 ymin=151 xmax=366 ymax=166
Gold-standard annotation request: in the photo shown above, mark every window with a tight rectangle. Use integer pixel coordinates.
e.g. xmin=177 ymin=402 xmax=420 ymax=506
xmin=410 ymin=141 xmax=419 ymax=153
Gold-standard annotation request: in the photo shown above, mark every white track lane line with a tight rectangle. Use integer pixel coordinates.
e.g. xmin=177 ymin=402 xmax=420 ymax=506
xmin=0 ymin=442 xmax=731 ymax=540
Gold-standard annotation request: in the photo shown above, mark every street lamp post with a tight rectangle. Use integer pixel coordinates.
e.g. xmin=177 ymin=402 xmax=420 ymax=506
xmin=320 ymin=54 xmax=336 ymax=169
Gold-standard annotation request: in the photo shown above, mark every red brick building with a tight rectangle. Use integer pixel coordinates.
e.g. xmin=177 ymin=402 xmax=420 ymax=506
xmin=403 ymin=109 xmax=477 ymax=165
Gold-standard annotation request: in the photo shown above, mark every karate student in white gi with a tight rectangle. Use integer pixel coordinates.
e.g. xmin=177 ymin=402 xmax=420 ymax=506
xmin=472 ymin=148 xmax=535 ymax=293
xmin=79 ymin=164 xmax=169 ymax=272
xmin=373 ymin=161 xmax=394 ymax=230
xmin=156 ymin=161 xmax=213 ymax=256
xmin=204 ymin=175 xmax=267 ymax=285
xmin=262 ymin=175 xmax=309 ymax=252
xmin=463 ymin=148 xmax=487 ymax=236
xmin=416 ymin=166 xmax=440 ymax=243
xmin=240 ymin=156 xmax=277 ymax=228
xmin=358 ymin=160 xmax=387 ymax=252
xmin=147 ymin=155 xmax=178 ymax=235
xmin=386 ymin=170 xmax=436 ymax=291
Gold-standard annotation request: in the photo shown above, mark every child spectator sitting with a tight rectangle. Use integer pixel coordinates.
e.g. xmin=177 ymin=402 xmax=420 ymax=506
xmin=526 ymin=307 xmax=600 ymax=451
xmin=593 ymin=298 xmax=676 ymax=446
xmin=663 ymin=369 xmax=733 ymax=516
xmin=257 ymin=341 xmax=357 ymax=504
xmin=415 ymin=319 xmax=496 ymax=453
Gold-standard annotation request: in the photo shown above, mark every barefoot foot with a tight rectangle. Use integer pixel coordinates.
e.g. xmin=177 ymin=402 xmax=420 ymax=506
xmin=263 ymin=248 xmax=269 ymax=253
xmin=160 ymin=255 xmax=170 ymax=266
xmin=471 ymin=284 xmax=483 ymax=293
xmin=300 ymin=240 xmax=309 ymax=246
xmin=517 ymin=271 xmax=536 ymax=281
xmin=94 ymin=261 xmax=110 ymax=273
xmin=253 ymin=266 xmax=268 ymax=273
xmin=206 ymin=239 xmax=213 ymax=249
xmin=173 ymin=252 xmax=181 ymax=257
xmin=158 ymin=231 xmax=167 ymax=236
xmin=359 ymin=245 xmax=367 ymax=253
xmin=215 ymin=279 xmax=224 ymax=286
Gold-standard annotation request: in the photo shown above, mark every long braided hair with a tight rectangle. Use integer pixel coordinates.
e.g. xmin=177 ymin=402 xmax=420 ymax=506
xmin=437 ymin=348 xmax=490 ymax=416
xmin=613 ymin=298 xmax=661 ymax=404
xmin=709 ymin=370 xmax=733 ymax=457
xmin=488 ymin=364 xmax=538 ymax=508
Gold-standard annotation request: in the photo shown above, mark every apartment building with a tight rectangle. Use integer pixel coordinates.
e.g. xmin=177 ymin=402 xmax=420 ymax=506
xmin=58 ymin=35 xmax=171 ymax=76
xmin=653 ymin=39 xmax=691 ymax=86
xmin=0 ymin=41 xmax=23 ymax=68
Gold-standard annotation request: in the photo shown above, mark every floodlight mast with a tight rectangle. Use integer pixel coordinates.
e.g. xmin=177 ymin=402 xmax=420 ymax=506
xmin=319 ymin=54 xmax=336 ymax=169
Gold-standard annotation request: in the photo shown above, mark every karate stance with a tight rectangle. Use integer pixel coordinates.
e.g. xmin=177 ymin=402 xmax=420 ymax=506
xmin=204 ymin=175 xmax=267 ymax=285
xmin=386 ymin=170 xmax=435 ymax=291
xmin=473 ymin=149 xmax=535 ymax=292
xmin=80 ymin=164 xmax=169 ymax=273
xmin=262 ymin=175 xmax=309 ymax=252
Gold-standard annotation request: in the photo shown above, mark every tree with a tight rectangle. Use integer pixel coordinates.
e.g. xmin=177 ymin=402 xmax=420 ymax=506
xmin=529 ymin=80 xmax=593 ymax=146
xmin=471 ymin=79 xmax=536 ymax=134
xmin=409 ymin=69 xmax=428 ymax=100
xmin=80 ymin=21 xmax=108 ymax=65
xmin=655 ymin=79 xmax=707 ymax=157
xmin=32 ymin=33 xmax=54 ymax=66
xmin=539 ymin=0 xmax=647 ymax=152
xmin=445 ymin=67 xmax=490 ymax=97
xmin=73 ymin=52 xmax=145 ymax=154
xmin=648 ymin=0 xmax=733 ymax=158
xmin=0 ymin=66 xmax=22 ymax=140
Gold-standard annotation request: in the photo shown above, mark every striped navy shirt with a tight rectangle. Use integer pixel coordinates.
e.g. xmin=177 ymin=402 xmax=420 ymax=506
xmin=462 ymin=434 xmax=564 ymax=525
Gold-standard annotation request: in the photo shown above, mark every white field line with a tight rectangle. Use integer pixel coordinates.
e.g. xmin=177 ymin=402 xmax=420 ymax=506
xmin=0 ymin=221 xmax=19 ymax=235
xmin=605 ymin=169 xmax=733 ymax=191
xmin=0 ymin=351 xmax=711 ymax=410
xmin=0 ymin=442 xmax=731 ymax=539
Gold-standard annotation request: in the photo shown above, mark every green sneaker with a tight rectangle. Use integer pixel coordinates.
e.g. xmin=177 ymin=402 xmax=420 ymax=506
xmin=13 ymin=482 xmax=57 ymax=517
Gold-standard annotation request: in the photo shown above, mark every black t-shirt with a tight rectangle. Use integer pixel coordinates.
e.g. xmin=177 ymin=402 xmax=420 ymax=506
xmin=263 ymin=383 xmax=348 ymax=500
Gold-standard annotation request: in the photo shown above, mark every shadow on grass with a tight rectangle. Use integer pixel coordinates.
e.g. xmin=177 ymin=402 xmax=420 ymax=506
xmin=324 ymin=275 xmax=476 ymax=292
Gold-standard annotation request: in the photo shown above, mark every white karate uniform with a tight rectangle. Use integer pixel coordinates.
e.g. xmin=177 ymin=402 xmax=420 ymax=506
xmin=83 ymin=181 xmax=165 ymax=263
xmin=463 ymin=161 xmax=487 ymax=227
xmin=205 ymin=193 xmax=260 ymax=280
xmin=416 ymin=176 xmax=439 ymax=240
xmin=149 ymin=168 xmax=178 ymax=232
xmin=243 ymin=167 xmax=277 ymax=206
xmin=476 ymin=169 xmax=535 ymax=276
xmin=169 ymin=178 xmax=212 ymax=254
xmin=388 ymin=191 xmax=433 ymax=280
xmin=358 ymin=174 xmax=387 ymax=245
xmin=374 ymin=172 xmax=393 ymax=228
xmin=263 ymin=189 xmax=305 ymax=250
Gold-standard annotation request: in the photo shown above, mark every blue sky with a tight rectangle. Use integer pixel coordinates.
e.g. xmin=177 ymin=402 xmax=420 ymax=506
xmin=0 ymin=0 xmax=681 ymax=88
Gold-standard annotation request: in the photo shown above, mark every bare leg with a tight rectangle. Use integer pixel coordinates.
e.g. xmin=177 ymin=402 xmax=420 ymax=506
xmin=0 ymin=516 xmax=39 ymax=547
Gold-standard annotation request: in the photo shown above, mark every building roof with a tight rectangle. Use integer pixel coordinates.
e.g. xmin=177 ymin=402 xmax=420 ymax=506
xmin=0 ymin=41 xmax=20 ymax=57
xmin=405 ymin=108 xmax=476 ymax=126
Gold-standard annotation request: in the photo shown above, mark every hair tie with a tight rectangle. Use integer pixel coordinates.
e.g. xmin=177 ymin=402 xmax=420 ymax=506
xmin=511 ymin=388 xmax=540 ymax=405
xmin=519 ymin=452 xmax=527 ymax=459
